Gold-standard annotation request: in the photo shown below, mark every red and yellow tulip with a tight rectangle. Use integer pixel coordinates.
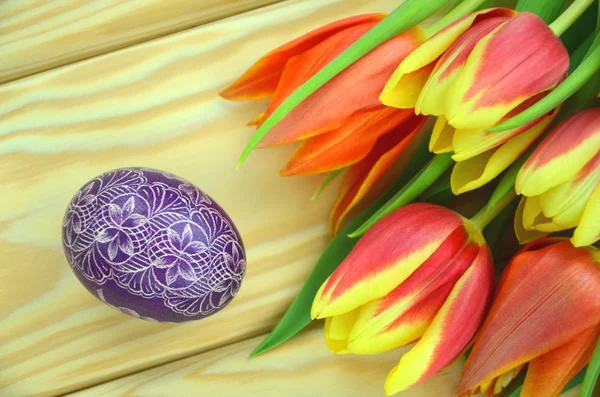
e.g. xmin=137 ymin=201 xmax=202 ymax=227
xmin=515 ymin=108 xmax=600 ymax=247
xmin=458 ymin=238 xmax=600 ymax=397
xmin=311 ymin=203 xmax=494 ymax=395
xmin=380 ymin=9 xmax=568 ymax=194
xmin=221 ymin=15 xmax=426 ymax=234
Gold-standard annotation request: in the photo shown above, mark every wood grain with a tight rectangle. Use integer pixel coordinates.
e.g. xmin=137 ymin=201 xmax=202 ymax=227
xmin=0 ymin=0 xmax=282 ymax=84
xmin=67 ymin=327 xmax=583 ymax=397
xmin=68 ymin=326 xmax=465 ymax=397
xmin=0 ymin=1 xmax=402 ymax=396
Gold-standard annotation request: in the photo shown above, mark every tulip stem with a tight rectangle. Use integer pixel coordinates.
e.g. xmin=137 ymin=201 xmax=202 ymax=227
xmin=549 ymin=0 xmax=595 ymax=36
xmin=349 ymin=152 xmax=454 ymax=238
xmin=470 ymin=188 xmax=517 ymax=231
xmin=423 ymin=0 xmax=489 ymax=37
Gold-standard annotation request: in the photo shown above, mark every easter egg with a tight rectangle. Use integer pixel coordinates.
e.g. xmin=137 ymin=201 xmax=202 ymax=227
xmin=61 ymin=167 xmax=245 ymax=322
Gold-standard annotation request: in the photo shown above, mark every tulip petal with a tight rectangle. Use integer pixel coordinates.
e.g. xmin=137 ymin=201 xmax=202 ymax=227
xmin=375 ymin=282 xmax=456 ymax=352
xmin=312 ymin=203 xmax=464 ymax=319
xmin=385 ymin=245 xmax=494 ymax=395
xmin=451 ymin=100 xmax=555 ymax=162
xmin=324 ymin=308 xmax=360 ymax=354
xmin=521 ymin=326 xmax=600 ymax=397
xmin=446 ymin=12 xmax=568 ymax=130
xmin=350 ymin=281 xmax=454 ymax=356
xmin=258 ymin=27 xmax=422 ymax=147
xmin=517 ymin=108 xmax=600 ymax=196
xmin=328 ymin=116 xmax=426 ymax=234
xmin=430 ymin=116 xmax=456 ymax=153
xmin=478 ymin=365 xmax=525 ymax=396
xmin=538 ymin=152 xmax=600 ymax=225
xmin=573 ymin=183 xmax=600 ymax=247
xmin=346 ymin=227 xmax=478 ymax=355
xmin=220 ymin=14 xmax=385 ymax=100
xmin=380 ymin=8 xmax=516 ymax=109
xmin=279 ymin=108 xmax=417 ymax=176
xmin=379 ymin=62 xmax=434 ymax=109
xmin=458 ymin=241 xmax=600 ymax=396
xmin=416 ymin=16 xmax=509 ymax=116
xmin=450 ymin=113 xmax=553 ymax=194
xmin=522 ymin=194 xmax=563 ymax=233
xmin=247 ymin=112 xmax=266 ymax=126
xmin=514 ymin=197 xmax=548 ymax=244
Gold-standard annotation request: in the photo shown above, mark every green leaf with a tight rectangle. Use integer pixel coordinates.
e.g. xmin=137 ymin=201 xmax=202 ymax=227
xmin=560 ymin=0 xmax=598 ymax=55
xmin=558 ymin=35 xmax=600 ymax=116
xmin=237 ymin=0 xmax=456 ymax=168
xmin=502 ymin=367 xmax=587 ymax=397
xmin=597 ymin=0 xmax=600 ymax=35
xmin=251 ymin=136 xmax=434 ymax=356
xmin=487 ymin=157 xmax=524 ymax=209
xmin=483 ymin=200 xmax=516 ymax=255
xmin=489 ymin=34 xmax=600 ymax=132
xmin=349 ymin=152 xmax=454 ymax=238
xmin=569 ymin=33 xmax=596 ymax=73
xmin=420 ymin=170 xmax=452 ymax=205
xmin=581 ymin=336 xmax=600 ymax=397
xmin=516 ymin=0 xmax=565 ymax=23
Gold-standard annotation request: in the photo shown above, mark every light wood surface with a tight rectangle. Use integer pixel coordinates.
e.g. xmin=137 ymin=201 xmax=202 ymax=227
xmin=68 ymin=326 xmax=464 ymax=397
xmin=0 ymin=1 xmax=404 ymax=396
xmin=0 ymin=0 xmax=282 ymax=84
xmin=67 ymin=327 xmax=582 ymax=397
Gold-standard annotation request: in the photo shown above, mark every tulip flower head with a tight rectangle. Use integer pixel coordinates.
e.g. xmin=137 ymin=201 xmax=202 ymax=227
xmin=380 ymin=9 xmax=568 ymax=194
xmin=221 ymin=14 xmax=427 ymax=234
xmin=458 ymin=238 xmax=600 ymax=397
xmin=515 ymin=108 xmax=600 ymax=247
xmin=311 ymin=203 xmax=494 ymax=395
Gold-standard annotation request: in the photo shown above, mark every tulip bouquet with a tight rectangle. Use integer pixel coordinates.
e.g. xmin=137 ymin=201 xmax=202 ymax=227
xmin=221 ymin=0 xmax=600 ymax=396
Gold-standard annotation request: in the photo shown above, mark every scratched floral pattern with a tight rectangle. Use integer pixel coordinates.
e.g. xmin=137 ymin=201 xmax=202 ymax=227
xmin=62 ymin=168 xmax=245 ymax=322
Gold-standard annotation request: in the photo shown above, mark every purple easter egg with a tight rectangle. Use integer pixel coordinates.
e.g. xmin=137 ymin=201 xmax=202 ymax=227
xmin=62 ymin=167 xmax=245 ymax=322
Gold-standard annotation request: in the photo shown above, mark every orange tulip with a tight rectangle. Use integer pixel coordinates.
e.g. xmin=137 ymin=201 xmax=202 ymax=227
xmin=221 ymin=15 xmax=426 ymax=234
xmin=458 ymin=238 xmax=600 ymax=397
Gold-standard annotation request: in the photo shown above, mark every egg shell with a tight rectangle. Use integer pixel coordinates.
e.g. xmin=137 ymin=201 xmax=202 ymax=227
xmin=62 ymin=167 xmax=245 ymax=322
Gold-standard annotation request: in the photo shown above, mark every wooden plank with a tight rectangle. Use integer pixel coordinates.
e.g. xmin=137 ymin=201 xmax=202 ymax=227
xmin=68 ymin=326 xmax=464 ymax=397
xmin=0 ymin=0 xmax=283 ymax=84
xmin=0 ymin=0 xmax=401 ymax=396
xmin=67 ymin=327 xmax=583 ymax=397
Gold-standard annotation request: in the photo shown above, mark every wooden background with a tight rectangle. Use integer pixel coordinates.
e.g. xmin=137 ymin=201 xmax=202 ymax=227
xmin=0 ymin=1 xmax=583 ymax=396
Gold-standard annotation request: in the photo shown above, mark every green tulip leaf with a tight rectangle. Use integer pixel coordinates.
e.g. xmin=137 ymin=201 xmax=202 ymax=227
xmin=251 ymin=136 xmax=433 ymax=356
xmin=349 ymin=152 xmax=454 ymax=238
xmin=516 ymin=0 xmax=566 ymax=23
xmin=569 ymin=33 xmax=596 ymax=73
xmin=581 ymin=336 xmax=600 ymax=397
xmin=237 ymin=0 xmax=456 ymax=168
xmin=560 ymin=0 xmax=598 ymax=57
xmin=420 ymin=170 xmax=452 ymax=205
xmin=483 ymin=200 xmax=516 ymax=255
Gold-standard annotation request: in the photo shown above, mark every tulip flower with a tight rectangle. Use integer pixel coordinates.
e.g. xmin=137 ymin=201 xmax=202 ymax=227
xmin=380 ymin=8 xmax=569 ymax=194
xmin=458 ymin=238 xmax=600 ymax=397
xmin=311 ymin=203 xmax=494 ymax=395
xmin=220 ymin=14 xmax=426 ymax=234
xmin=515 ymin=108 xmax=600 ymax=247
